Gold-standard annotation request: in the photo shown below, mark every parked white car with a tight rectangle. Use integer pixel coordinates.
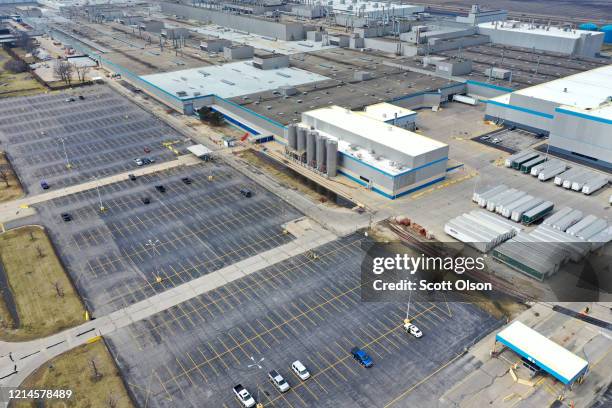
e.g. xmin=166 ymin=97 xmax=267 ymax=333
xmin=404 ymin=323 xmax=423 ymax=338
xmin=268 ymin=370 xmax=290 ymax=392
xmin=291 ymin=360 xmax=311 ymax=380
xmin=233 ymin=384 xmax=255 ymax=407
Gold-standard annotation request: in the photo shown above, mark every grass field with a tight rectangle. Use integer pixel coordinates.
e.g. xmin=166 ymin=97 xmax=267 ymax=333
xmin=0 ymin=152 xmax=23 ymax=202
xmin=0 ymin=226 xmax=85 ymax=341
xmin=0 ymin=49 xmax=46 ymax=99
xmin=15 ymin=339 xmax=134 ymax=408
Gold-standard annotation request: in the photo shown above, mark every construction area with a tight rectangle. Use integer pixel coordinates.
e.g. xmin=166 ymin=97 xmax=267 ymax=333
xmin=0 ymin=0 xmax=609 ymax=407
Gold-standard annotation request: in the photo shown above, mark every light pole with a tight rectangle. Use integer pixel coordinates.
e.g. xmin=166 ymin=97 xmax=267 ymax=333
xmin=59 ymin=136 xmax=71 ymax=169
xmin=404 ymin=288 xmax=412 ymax=324
xmin=93 ymin=176 xmax=105 ymax=212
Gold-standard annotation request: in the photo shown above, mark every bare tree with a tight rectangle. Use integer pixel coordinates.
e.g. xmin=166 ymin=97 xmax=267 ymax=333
xmin=89 ymin=359 xmax=103 ymax=382
xmin=74 ymin=64 xmax=90 ymax=83
xmin=54 ymin=60 xmax=74 ymax=85
xmin=107 ymin=393 xmax=118 ymax=408
xmin=0 ymin=167 xmax=9 ymax=187
xmin=54 ymin=281 xmax=65 ymax=298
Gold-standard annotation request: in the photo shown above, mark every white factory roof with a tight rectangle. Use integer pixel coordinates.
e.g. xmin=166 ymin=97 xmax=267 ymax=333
xmin=140 ymin=61 xmax=328 ymax=99
xmin=511 ymin=65 xmax=612 ymax=109
xmin=329 ymin=0 xmax=423 ymax=14
xmin=557 ymin=103 xmax=612 ymax=121
xmin=478 ymin=20 xmax=601 ymax=39
xmin=303 ymin=105 xmax=446 ymax=175
xmin=192 ymin=26 xmax=336 ymax=55
xmin=490 ymin=65 xmax=612 ymax=120
xmin=496 ymin=321 xmax=588 ymax=384
xmin=361 ymin=102 xmax=417 ymax=122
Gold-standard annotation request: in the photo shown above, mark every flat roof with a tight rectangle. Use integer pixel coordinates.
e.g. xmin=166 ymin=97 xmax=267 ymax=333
xmin=496 ymin=321 xmax=588 ymax=384
xmin=302 ymin=105 xmax=446 ymax=174
xmin=140 ymin=61 xmax=329 ymax=100
xmin=557 ymin=103 xmax=612 ymax=121
xmin=330 ymin=0 xmax=423 ymax=14
xmin=491 ymin=65 xmax=612 ymax=117
xmin=192 ymin=25 xmax=336 ymax=55
xmin=478 ymin=21 xmax=603 ymax=39
xmin=362 ymin=102 xmax=417 ymax=122
xmin=187 ymin=144 xmax=212 ymax=157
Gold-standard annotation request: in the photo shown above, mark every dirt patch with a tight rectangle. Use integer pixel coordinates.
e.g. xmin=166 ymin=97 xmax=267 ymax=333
xmin=237 ymin=149 xmax=349 ymax=207
xmin=0 ymin=226 xmax=85 ymax=341
xmin=13 ymin=339 xmax=134 ymax=408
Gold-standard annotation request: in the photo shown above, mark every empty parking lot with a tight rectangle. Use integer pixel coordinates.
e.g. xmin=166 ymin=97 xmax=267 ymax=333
xmin=0 ymin=86 xmax=186 ymax=192
xmin=32 ymin=161 xmax=302 ymax=316
xmin=106 ymin=234 xmax=502 ymax=408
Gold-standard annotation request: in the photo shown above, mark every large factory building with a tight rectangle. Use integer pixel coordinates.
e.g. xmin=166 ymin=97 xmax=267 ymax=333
xmin=287 ymin=106 xmax=448 ymax=199
xmin=485 ymin=65 xmax=612 ymax=168
xmin=477 ymin=21 xmax=604 ymax=57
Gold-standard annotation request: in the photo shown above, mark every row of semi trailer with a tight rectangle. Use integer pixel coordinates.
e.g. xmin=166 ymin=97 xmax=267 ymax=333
xmin=472 ymin=185 xmax=553 ymax=225
xmin=504 ymin=151 xmax=609 ymax=196
xmin=450 ymin=187 xmax=612 ymax=280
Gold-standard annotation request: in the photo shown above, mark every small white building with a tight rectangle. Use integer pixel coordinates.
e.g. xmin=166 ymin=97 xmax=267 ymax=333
xmin=200 ymin=38 xmax=232 ymax=53
xmin=361 ymin=102 xmax=417 ymax=130
xmin=253 ymin=53 xmax=290 ymax=70
xmin=223 ymin=44 xmax=254 ymax=60
xmin=187 ymin=144 xmax=213 ymax=160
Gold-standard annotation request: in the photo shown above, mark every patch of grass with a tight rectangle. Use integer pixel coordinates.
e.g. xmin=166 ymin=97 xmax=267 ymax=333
xmin=0 ymin=226 xmax=85 ymax=341
xmin=14 ymin=339 xmax=134 ymax=408
xmin=0 ymin=49 xmax=46 ymax=99
xmin=0 ymin=152 xmax=24 ymax=202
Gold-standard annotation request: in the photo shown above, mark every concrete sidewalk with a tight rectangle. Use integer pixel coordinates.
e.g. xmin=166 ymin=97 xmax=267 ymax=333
xmin=0 ymin=154 xmax=200 ymax=224
xmin=0 ymin=221 xmax=336 ymax=398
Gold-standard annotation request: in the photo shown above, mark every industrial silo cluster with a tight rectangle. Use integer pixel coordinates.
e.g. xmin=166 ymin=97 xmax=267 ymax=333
xmin=577 ymin=22 xmax=612 ymax=43
xmin=285 ymin=124 xmax=337 ymax=177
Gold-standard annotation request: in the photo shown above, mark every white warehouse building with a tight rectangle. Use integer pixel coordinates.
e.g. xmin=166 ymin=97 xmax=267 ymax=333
xmin=485 ymin=65 xmax=612 ymax=168
xmin=301 ymin=105 xmax=448 ymax=199
xmin=478 ymin=21 xmax=604 ymax=57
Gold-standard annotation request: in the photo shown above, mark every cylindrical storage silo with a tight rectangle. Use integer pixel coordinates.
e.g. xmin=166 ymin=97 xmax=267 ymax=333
xmin=316 ymin=134 xmax=327 ymax=172
xmin=306 ymin=131 xmax=317 ymax=167
xmin=297 ymin=127 xmax=307 ymax=152
xmin=326 ymin=139 xmax=338 ymax=177
xmin=287 ymin=124 xmax=297 ymax=150
xmin=602 ymin=25 xmax=612 ymax=43
xmin=578 ymin=22 xmax=598 ymax=31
